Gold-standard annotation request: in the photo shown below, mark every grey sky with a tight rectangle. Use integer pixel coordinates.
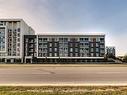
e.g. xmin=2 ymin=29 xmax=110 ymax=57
xmin=0 ymin=0 xmax=127 ymax=55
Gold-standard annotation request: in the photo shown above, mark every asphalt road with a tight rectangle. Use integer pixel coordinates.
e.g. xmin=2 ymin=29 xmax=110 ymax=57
xmin=0 ymin=65 xmax=127 ymax=85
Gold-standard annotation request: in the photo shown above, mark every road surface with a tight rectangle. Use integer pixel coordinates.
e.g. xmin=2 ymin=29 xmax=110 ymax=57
xmin=0 ymin=64 xmax=127 ymax=86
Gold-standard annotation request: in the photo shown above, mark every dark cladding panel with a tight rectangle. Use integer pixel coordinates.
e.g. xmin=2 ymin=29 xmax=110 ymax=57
xmin=47 ymin=41 xmax=59 ymax=57
xmin=68 ymin=41 xmax=80 ymax=57
xmin=24 ymin=35 xmax=37 ymax=57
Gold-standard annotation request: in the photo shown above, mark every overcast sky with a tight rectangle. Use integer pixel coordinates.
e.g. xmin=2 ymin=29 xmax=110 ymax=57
xmin=0 ymin=0 xmax=127 ymax=56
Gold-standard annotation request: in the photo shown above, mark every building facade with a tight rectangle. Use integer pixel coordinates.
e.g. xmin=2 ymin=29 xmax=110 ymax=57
xmin=106 ymin=46 xmax=115 ymax=58
xmin=0 ymin=19 xmax=106 ymax=63
xmin=24 ymin=34 xmax=105 ymax=63
xmin=0 ymin=19 xmax=35 ymax=63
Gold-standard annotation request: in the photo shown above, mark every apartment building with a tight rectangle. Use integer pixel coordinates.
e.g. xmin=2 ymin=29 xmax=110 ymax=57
xmin=0 ymin=19 xmax=35 ymax=63
xmin=24 ymin=34 xmax=105 ymax=63
xmin=0 ymin=19 xmax=106 ymax=63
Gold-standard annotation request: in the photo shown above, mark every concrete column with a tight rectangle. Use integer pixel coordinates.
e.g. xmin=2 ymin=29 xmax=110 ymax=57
xmin=24 ymin=58 xmax=26 ymax=63
xmin=5 ymin=59 xmax=7 ymax=63
xmin=31 ymin=58 xmax=32 ymax=63
xmin=11 ymin=59 xmax=14 ymax=63
xmin=21 ymin=58 xmax=24 ymax=63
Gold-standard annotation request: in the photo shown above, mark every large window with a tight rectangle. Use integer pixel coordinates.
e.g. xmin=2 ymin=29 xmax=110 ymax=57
xmin=91 ymin=53 xmax=94 ymax=57
xmin=100 ymin=38 xmax=104 ymax=42
xmin=96 ymin=48 xmax=99 ymax=52
xmin=80 ymin=38 xmax=89 ymax=41
xmin=42 ymin=38 xmax=47 ymax=41
xmin=91 ymin=48 xmax=94 ymax=52
xmin=49 ymin=53 xmax=52 ymax=57
xmin=75 ymin=48 xmax=78 ymax=52
xmin=70 ymin=53 xmax=73 ymax=57
xmin=49 ymin=48 xmax=52 ymax=52
xmin=70 ymin=48 xmax=73 ymax=52
xmin=49 ymin=43 xmax=52 ymax=47
xmin=54 ymin=48 xmax=57 ymax=52
xmin=96 ymin=53 xmax=99 ymax=57
xmin=54 ymin=53 xmax=57 ymax=57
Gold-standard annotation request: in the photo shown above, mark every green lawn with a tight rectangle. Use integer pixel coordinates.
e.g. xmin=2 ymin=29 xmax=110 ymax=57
xmin=0 ymin=86 xmax=127 ymax=95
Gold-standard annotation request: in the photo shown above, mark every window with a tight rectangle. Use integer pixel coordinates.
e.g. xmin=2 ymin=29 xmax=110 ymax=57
xmin=96 ymin=43 xmax=99 ymax=47
xmin=38 ymin=38 xmax=42 ymax=42
xmin=100 ymin=43 xmax=104 ymax=45
xmin=54 ymin=53 xmax=57 ymax=57
xmin=18 ymin=28 xmax=20 ymax=32
xmin=49 ymin=53 xmax=52 ymax=57
xmin=70 ymin=53 xmax=73 ymax=57
xmin=64 ymin=48 xmax=68 ymax=52
xmin=75 ymin=43 xmax=78 ymax=47
xmin=100 ymin=38 xmax=104 ymax=42
xmin=49 ymin=43 xmax=52 ymax=47
xmin=0 ymin=21 xmax=3 ymax=25
xmin=43 ymin=53 xmax=47 ymax=57
xmin=64 ymin=43 xmax=68 ymax=47
xmin=96 ymin=38 xmax=100 ymax=42
xmin=91 ymin=53 xmax=94 ymax=57
xmin=25 ymin=39 xmax=28 ymax=42
xmin=91 ymin=48 xmax=94 ymax=52
xmin=80 ymin=43 xmax=83 ymax=46
xmin=96 ymin=48 xmax=99 ymax=52
xmin=49 ymin=48 xmax=52 ymax=52
xmin=60 ymin=53 xmax=63 ymax=57
xmin=80 ymin=38 xmax=83 ymax=41
xmin=70 ymin=48 xmax=73 ymax=52
xmin=85 ymin=38 xmax=89 ymax=41
xmin=17 ymin=43 xmax=20 ymax=47
xmin=75 ymin=53 xmax=78 ymax=57
xmin=54 ymin=48 xmax=57 ymax=52
xmin=80 ymin=48 xmax=83 ymax=51
xmin=100 ymin=53 xmax=104 ymax=57
xmin=85 ymin=43 xmax=89 ymax=46
xmin=64 ymin=38 xmax=68 ymax=41
xmin=70 ymin=38 xmax=77 ymax=41
xmin=65 ymin=54 xmax=68 ymax=57
xmin=70 ymin=43 xmax=73 ymax=47
xmin=17 ymin=33 xmax=20 ymax=37
xmin=43 ymin=43 xmax=47 ymax=47
xmin=54 ymin=43 xmax=57 ymax=47
xmin=43 ymin=48 xmax=47 ymax=52
xmin=75 ymin=48 xmax=78 ymax=52
xmin=100 ymin=49 xmax=105 ymax=53
xmin=90 ymin=38 xmax=96 ymax=42
xmin=100 ymin=44 xmax=104 ymax=48
xmin=59 ymin=38 xmax=63 ymax=41
xmin=54 ymin=38 xmax=57 ymax=41
xmin=49 ymin=38 xmax=55 ymax=41
xmin=43 ymin=38 xmax=47 ymax=41
xmin=91 ymin=43 xmax=94 ymax=47
xmin=96 ymin=53 xmax=99 ymax=57
xmin=18 ymin=38 xmax=20 ymax=42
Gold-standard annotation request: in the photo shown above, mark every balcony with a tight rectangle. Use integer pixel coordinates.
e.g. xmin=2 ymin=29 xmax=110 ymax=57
xmin=100 ymin=45 xmax=105 ymax=48
xmin=29 ymin=40 xmax=34 ymax=43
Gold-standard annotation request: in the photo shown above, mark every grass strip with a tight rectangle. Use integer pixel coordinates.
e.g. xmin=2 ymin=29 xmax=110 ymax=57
xmin=0 ymin=86 xmax=127 ymax=95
